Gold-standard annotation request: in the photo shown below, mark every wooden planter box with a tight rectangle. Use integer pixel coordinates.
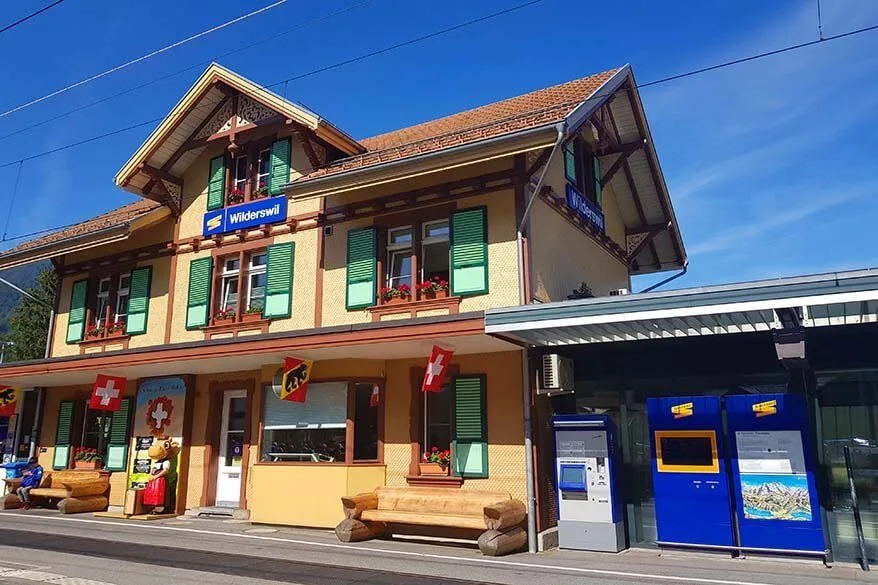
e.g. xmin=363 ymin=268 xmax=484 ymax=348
xmin=383 ymin=295 xmax=412 ymax=306
xmin=419 ymin=462 xmax=449 ymax=476
xmin=241 ymin=312 xmax=264 ymax=323
xmin=419 ymin=289 xmax=449 ymax=301
xmin=74 ymin=461 xmax=102 ymax=471
xmin=214 ymin=316 xmax=236 ymax=324
xmin=105 ymin=328 xmax=126 ymax=339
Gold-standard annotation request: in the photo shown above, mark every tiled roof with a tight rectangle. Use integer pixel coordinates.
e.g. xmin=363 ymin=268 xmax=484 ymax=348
xmin=1 ymin=199 xmax=161 ymax=257
xmin=301 ymin=68 xmax=620 ymax=181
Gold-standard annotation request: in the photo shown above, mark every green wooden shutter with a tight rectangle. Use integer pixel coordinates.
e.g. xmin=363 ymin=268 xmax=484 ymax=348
xmin=186 ymin=257 xmax=213 ymax=329
xmin=263 ymin=242 xmax=295 ymax=319
xmin=125 ymin=267 xmax=152 ymax=335
xmin=269 ymin=138 xmax=291 ymax=196
xmin=346 ymin=227 xmax=376 ymax=310
xmin=592 ymin=153 xmax=602 ymax=208
xmin=452 ymin=375 xmax=488 ymax=478
xmin=564 ymin=141 xmax=578 ymax=185
xmin=450 ymin=207 xmax=488 ymax=296
xmin=53 ymin=400 xmax=75 ymax=469
xmin=207 ymin=155 xmax=226 ymax=211
xmin=65 ymin=279 xmax=88 ymax=344
xmin=105 ymin=397 xmax=133 ymax=471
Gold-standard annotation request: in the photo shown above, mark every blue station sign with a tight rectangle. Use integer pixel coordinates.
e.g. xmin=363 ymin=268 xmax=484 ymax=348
xmin=566 ymin=183 xmax=605 ymax=234
xmin=203 ymin=196 xmax=288 ymax=237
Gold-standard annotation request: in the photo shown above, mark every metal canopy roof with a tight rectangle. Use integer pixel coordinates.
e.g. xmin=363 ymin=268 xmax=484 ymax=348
xmin=485 ymin=269 xmax=878 ymax=346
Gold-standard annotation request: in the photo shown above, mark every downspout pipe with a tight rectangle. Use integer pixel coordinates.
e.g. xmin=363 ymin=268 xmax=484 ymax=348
xmin=516 ymin=122 xmax=565 ymax=554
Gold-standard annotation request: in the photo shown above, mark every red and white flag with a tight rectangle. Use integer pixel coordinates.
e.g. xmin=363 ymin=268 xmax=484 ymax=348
xmin=0 ymin=386 xmax=18 ymax=417
xmin=421 ymin=345 xmax=454 ymax=393
xmin=90 ymin=374 xmax=126 ymax=411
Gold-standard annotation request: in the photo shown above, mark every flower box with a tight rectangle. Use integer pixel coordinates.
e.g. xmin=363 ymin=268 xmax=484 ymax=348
xmin=418 ymin=462 xmax=448 ymax=476
xmin=419 ymin=289 xmax=449 ymax=301
xmin=241 ymin=311 xmax=263 ymax=323
xmin=74 ymin=460 xmax=102 ymax=471
xmin=383 ymin=295 xmax=412 ymax=306
xmin=106 ymin=328 xmax=126 ymax=339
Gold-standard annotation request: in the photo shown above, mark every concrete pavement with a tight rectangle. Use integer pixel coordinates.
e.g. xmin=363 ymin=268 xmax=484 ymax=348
xmin=0 ymin=510 xmax=874 ymax=585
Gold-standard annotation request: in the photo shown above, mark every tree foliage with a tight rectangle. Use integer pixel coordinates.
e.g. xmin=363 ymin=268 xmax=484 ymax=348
xmin=6 ymin=267 xmax=57 ymax=362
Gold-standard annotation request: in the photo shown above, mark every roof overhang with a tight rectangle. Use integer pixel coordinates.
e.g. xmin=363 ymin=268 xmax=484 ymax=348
xmin=114 ymin=63 xmax=365 ymax=201
xmin=0 ymin=206 xmax=170 ymax=271
xmin=486 ymin=269 xmax=878 ymax=346
xmin=0 ymin=312 xmax=519 ymax=387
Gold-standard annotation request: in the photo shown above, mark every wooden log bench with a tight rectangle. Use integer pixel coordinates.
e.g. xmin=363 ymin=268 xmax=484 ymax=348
xmin=1 ymin=470 xmax=110 ymax=514
xmin=336 ymin=486 xmax=527 ymax=556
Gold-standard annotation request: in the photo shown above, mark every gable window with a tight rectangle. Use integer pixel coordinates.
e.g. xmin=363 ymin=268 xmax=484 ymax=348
xmin=209 ymin=138 xmax=292 ymax=210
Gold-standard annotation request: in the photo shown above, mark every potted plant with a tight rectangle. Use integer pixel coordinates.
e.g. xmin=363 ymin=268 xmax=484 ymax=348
xmin=214 ymin=307 xmax=237 ymax=322
xmin=227 ymin=188 xmax=245 ymax=205
xmin=380 ymin=283 xmax=412 ymax=305
xmin=419 ymin=447 xmax=451 ymax=475
xmin=242 ymin=306 xmax=264 ymax=322
xmin=106 ymin=320 xmax=126 ymax=338
xmin=252 ymin=181 xmax=269 ymax=199
xmin=416 ymin=276 xmax=450 ymax=300
xmin=73 ymin=447 xmax=104 ymax=470
xmin=567 ymin=282 xmax=594 ymax=300
xmin=85 ymin=325 xmax=105 ymax=339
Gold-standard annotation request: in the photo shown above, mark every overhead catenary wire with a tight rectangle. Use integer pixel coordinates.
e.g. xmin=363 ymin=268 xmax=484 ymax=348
xmin=2 ymin=162 xmax=23 ymax=241
xmin=0 ymin=0 xmax=66 ymax=35
xmin=0 ymin=0 xmax=379 ymax=143
xmin=0 ymin=0 xmax=289 ymax=120
xmin=1 ymin=12 xmax=878 ymax=244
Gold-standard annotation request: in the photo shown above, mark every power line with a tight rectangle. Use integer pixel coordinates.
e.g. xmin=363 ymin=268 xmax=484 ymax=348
xmin=2 ymin=12 xmax=878 ymax=243
xmin=0 ymin=0 xmax=66 ymax=35
xmin=0 ymin=0 xmax=379 ymax=143
xmin=0 ymin=0 xmax=288 ymax=120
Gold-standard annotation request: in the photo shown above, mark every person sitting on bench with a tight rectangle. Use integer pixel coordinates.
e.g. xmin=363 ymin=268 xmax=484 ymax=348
xmin=17 ymin=457 xmax=44 ymax=510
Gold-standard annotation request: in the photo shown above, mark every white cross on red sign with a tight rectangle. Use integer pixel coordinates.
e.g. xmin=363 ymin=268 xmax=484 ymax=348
xmin=422 ymin=345 xmax=454 ymax=393
xmin=90 ymin=374 xmax=126 ymax=411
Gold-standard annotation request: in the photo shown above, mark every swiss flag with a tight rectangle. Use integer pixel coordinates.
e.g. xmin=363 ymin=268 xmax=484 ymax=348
xmin=90 ymin=374 xmax=126 ymax=411
xmin=421 ymin=345 xmax=454 ymax=393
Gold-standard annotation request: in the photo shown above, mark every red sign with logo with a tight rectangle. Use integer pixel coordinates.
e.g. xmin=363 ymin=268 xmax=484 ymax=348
xmin=0 ymin=386 xmax=18 ymax=417
xmin=90 ymin=374 xmax=126 ymax=411
xmin=281 ymin=357 xmax=313 ymax=403
xmin=421 ymin=345 xmax=454 ymax=393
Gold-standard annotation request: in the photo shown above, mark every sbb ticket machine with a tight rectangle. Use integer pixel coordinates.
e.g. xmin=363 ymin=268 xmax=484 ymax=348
xmin=552 ymin=414 xmax=624 ymax=552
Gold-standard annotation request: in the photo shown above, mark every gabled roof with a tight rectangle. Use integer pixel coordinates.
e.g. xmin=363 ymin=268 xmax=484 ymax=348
xmin=299 ymin=68 xmax=620 ymax=181
xmin=114 ymin=63 xmax=365 ymax=199
xmin=0 ymin=200 xmax=166 ymax=270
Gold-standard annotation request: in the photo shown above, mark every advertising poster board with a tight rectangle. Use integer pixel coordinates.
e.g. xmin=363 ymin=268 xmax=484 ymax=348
xmin=129 ymin=377 xmax=187 ymax=510
xmin=735 ymin=430 xmax=812 ymax=521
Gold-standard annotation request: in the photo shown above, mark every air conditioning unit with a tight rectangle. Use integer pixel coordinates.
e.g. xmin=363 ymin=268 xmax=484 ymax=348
xmin=538 ymin=354 xmax=575 ymax=395
xmin=609 ymin=288 xmax=629 ymax=296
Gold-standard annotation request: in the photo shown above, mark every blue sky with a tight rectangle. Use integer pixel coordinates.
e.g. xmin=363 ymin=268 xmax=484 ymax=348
xmin=0 ymin=0 xmax=875 ymax=291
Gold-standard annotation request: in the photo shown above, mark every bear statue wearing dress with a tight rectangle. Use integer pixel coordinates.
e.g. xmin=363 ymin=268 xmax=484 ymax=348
xmin=143 ymin=436 xmax=177 ymax=514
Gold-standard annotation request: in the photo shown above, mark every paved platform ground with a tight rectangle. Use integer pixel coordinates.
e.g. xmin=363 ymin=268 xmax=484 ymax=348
xmin=0 ymin=510 xmax=874 ymax=585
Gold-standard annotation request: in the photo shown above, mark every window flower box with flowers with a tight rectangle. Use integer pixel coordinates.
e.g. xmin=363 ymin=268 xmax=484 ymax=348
xmin=227 ymin=188 xmax=246 ymax=206
xmin=416 ymin=276 xmax=449 ymax=300
xmin=106 ymin=320 xmax=127 ymax=339
xmin=214 ymin=307 xmax=237 ymax=323
xmin=251 ymin=181 xmax=270 ymax=200
xmin=419 ymin=447 xmax=451 ymax=476
xmin=380 ymin=283 xmax=412 ymax=306
xmin=241 ymin=306 xmax=264 ymax=323
xmin=85 ymin=325 xmax=106 ymax=339
xmin=73 ymin=447 xmax=104 ymax=470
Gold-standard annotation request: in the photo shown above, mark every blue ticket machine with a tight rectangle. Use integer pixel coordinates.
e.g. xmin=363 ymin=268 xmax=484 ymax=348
xmin=553 ymin=414 xmax=624 ymax=552
xmin=726 ymin=393 xmax=826 ymax=555
xmin=648 ymin=396 xmax=734 ymax=548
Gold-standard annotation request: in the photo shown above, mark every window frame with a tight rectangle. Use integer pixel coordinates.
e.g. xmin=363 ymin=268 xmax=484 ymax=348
xmin=222 ymin=136 xmax=281 ymax=207
xmin=246 ymin=251 xmax=268 ymax=312
xmin=420 ymin=219 xmax=450 ymax=283
xmin=220 ymin=256 xmax=241 ymax=313
xmin=94 ymin=277 xmax=111 ymax=326
xmin=564 ymin=136 xmax=601 ymax=208
xmin=257 ymin=379 xmax=385 ymax=466
xmin=232 ymin=154 xmax=249 ymax=195
xmin=114 ymin=272 xmax=131 ymax=323
xmin=409 ymin=364 xmax=461 ymax=478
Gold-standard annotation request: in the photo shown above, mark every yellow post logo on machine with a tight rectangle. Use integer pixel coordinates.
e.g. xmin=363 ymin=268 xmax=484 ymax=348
xmin=752 ymin=400 xmax=778 ymax=418
xmin=671 ymin=402 xmax=694 ymax=419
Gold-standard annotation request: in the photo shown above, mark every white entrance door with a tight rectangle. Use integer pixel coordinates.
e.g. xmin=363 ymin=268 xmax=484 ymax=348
xmin=216 ymin=390 xmax=247 ymax=507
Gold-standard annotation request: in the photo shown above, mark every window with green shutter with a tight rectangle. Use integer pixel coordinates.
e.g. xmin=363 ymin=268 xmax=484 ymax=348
xmin=452 ymin=375 xmax=488 ymax=478
xmin=105 ymin=397 xmax=133 ymax=471
xmin=125 ymin=267 xmax=152 ymax=335
xmin=66 ymin=279 xmax=88 ymax=344
xmin=207 ymin=155 xmax=226 ymax=211
xmin=263 ymin=242 xmax=295 ymax=318
xmin=53 ymin=400 xmax=75 ymax=469
xmin=564 ymin=141 xmax=578 ymax=185
xmin=186 ymin=257 xmax=213 ymax=329
xmin=346 ymin=227 xmax=376 ymax=310
xmin=450 ymin=207 xmax=488 ymax=296
xmin=592 ymin=153 xmax=602 ymax=208
xmin=269 ymin=138 xmax=291 ymax=196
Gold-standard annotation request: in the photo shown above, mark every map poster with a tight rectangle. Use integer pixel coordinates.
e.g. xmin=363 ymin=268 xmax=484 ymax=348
xmin=736 ymin=430 xmax=812 ymax=522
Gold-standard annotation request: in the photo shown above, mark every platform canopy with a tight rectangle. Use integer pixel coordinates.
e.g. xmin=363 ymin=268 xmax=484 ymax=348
xmin=485 ymin=269 xmax=878 ymax=347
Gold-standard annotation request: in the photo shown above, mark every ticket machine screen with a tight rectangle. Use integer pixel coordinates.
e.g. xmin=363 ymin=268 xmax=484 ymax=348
xmin=559 ymin=464 xmax=586 ymax=491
